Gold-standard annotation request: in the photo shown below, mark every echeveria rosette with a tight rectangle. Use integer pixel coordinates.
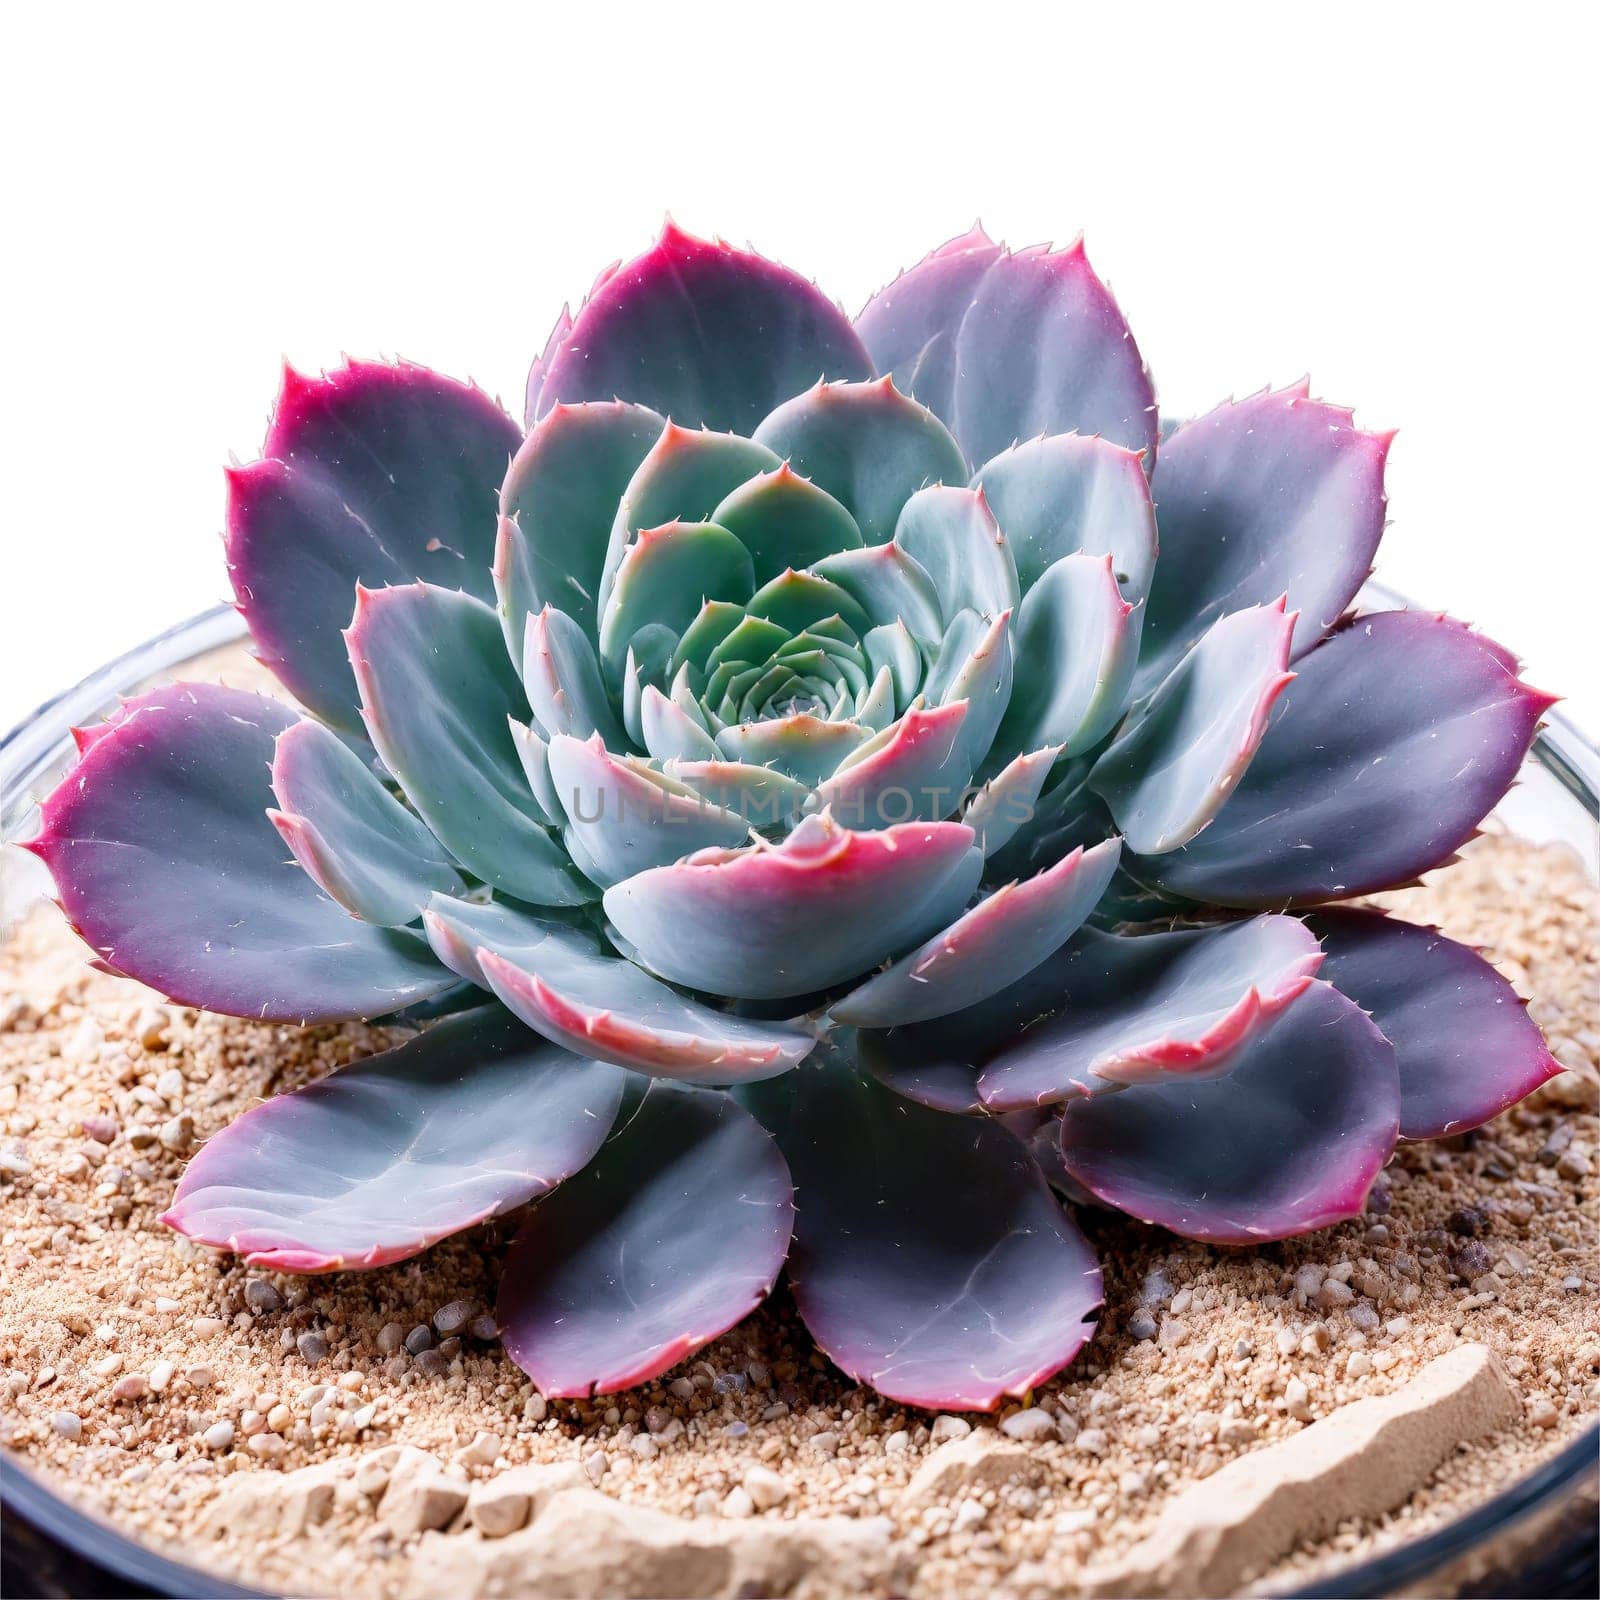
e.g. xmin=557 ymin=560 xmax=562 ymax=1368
xmin=24 ymin=221 xmax=1562 ymax=1412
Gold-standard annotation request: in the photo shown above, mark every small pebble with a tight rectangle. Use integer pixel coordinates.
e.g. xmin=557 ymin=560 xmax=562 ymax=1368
xmin=376 ymin=1322 xmax=406 ymax=1354
xmin=582 ymin=1450 xmax=608 ymax=1484
xmin=1001 ymin=1407 xmax=1057 ymax=1441
xmin=1528 ymin=1396 xmax=1559 ymax=1427
xmin=243 ymin=1280 xmax=284 ymax=1315
xmin=669 ymin=1377 xmax=695 ymax=1401
xmin=744 ymin=1465 xmax=791 ymax=1509
xmin=296 ymin=1331 xmax=329 ymax=1363
xmin=111 ymin=1374 xmax=149 ymax=1401
xmin=413 ymin=1348 xmax=449 ymax=1378
xmin=953 ymin=1498 xmax=988 ymax=1534
xmin=202 ymin=1420 xmax=234 ymax=1452
xmin=468 ymin=1314 xmax=498 ymax=1342
xmin=51 ymin=1410 xmax=82 ymax=1440
xmin=1127 ymin=1309 xmax=1159 ymax=1341
xmin=723 ymin=1421 xmax=749 ymax=1440
xmin=158 ymin=1113 xmax=194 ymax=1152
xmin=404 ymin=1324 xmax=434 ymax=1355
xmin=631 ymin=1435 xmax=659 ymax=1459
xmin=722 ymin=1486 xmax=755 ymax=1518
xmin=82 ymin=1115 xmax=119 ymax=1144
xmin=432 ymin=1299 xmax=474 ymax=1336
xmin=930 ymin=1415 xmax=972 ymax=1443
xmin=884 ymin=1429 xmax=910 ymax=1454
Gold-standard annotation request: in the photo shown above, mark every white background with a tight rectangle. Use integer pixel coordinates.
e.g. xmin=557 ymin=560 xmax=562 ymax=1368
xmin=2 ymin=3 xmax=1595 ymax=736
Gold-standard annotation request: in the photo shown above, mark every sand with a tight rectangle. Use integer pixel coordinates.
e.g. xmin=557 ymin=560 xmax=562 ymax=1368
xmin=1 ymin=812 xmax=1596 ymax=1596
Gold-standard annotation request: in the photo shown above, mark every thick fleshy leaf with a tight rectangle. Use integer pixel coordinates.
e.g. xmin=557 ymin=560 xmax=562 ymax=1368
xmin=161 ymin=1007 xmax=623 ymax=1271
xmin=225 ymin=361 xmax=521 ymax=731
xmin=973 ymin=432 xmax=1158 ymax=599
xmin=348 ymin=583 xmax=590 ymax=905
xmin=480 ymin=949 xmax=814 ymax=1084
xmin=545 ymin=735 xmax=749 ymax=886
xmin=598 ymin=520 xmax=755 ymax=686
xmin=1135 ymin=383 xmax=1392 ymax=696
xmin=426 ymin=894 xmax=811 ymax=1082
xmin=498 ymin=1081 xmax=793 ymax=1396
xmin=600 ymin=425 xmax=780 ymax=622
xmin=894 ymin=485 xmax=1019 ymax=622
xmin=929 ymin=608 xmax=1013 ymax=772
xmin=976 ymin=917 xmax=1324 ymax=1110
xmin=811 ymin=702 xmax=971 ymax=831
xmin=714 ymin=714 xmax=868 ymax=788
xmin=521 ymin=605 xmax=627 ymax=746
xmin=603 ymin=813 xmax=983 ymax=999
xmin=864 ymin=621 xmax=924 ymax=710
xmin=752 ymin=377 xmax=968 ymax=541
xmin=962 ymin=746 xmax=1062 ymax=857
xmin=951 ymin=241 xmax=1157 ymax=469
xmin=662 ymin=760 xmax=811 ymax=830
xmin=710 ymin=464 xmax=863 ymax=586
xmin=1308 ymin=909 xmax=1562 ymax=1139
xmin=532 ymin=222 xmax=873 ymax=434
xmin=741 ymin=1046 xmax=1102 ymax=1411
xmin=992 ymin=553 xmax=1142 ymax=765
xmin=1089 ymin=599 xmax=1296 ymax=854
xmin=745 ymin=568 xmax=872 ymax=638
xmin=25 ymin=684 xmax=453 ymax=1022
xmin=268 ymin=718 xmax=464 ymax=927
xmin=1060 ymin=982 xmax=1399 ymax=1242
xmin=1135 ymin=612 xmax=1552 ymax=906
xmin=522 ymin=302 xmax=575 ymax=427
xmin=832 ymin=838 xmax=1120 ymax=1027
xmin=809 ymin=541 xmax=943 ymax=642
xmin=639 ymin=685 xmax=720 ymax=763
xmin=854 ymin=225 xmax=1005 ymax=422
xmin=496 ymin=401 xmax=664 ymax=656
xmin=420 ymin=893 xmax=572 ymax=989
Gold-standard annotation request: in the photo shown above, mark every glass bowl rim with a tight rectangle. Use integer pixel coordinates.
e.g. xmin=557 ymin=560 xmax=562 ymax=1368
xmin=1 ymin=600 xmax=1595 ymax=1600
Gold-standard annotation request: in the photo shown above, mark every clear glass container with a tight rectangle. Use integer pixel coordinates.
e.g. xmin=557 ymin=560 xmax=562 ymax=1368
xmin=2 ymin=604 xmax=1596 ymax=1599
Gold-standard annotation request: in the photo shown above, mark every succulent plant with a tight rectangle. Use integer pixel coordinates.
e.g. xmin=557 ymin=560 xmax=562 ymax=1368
xmin=24 ymin=222 xmax=1561 ymax=1409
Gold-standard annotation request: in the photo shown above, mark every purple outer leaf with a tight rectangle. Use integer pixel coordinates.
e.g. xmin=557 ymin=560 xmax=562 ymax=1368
xmin=24 ymin=684 xmax=453 ymax=1023
xmin=1134 ymin=612 xmax=1553 ymax=906
xmin=498 ymin=1081 xmax=793 ymax=1397
xmin=854 ymin=225 xmax=1005 ymax=423
xmin=347 ymin=583 xmax=591 ymax=906
xmin=1135 ymin=382 xmax=1393 ymax=696
xmin=225 ymin=360 xmax=521 ymax=732
xmin=1060 ymin=982 xmax=1399 ymax=1243
xmin=1089 ymin=599 xmax=1296 ymax=854
xmin=751 ymin=377 xmax=968 ymax=541
xmin=602 ymin=814 xmax=983 ymax=1000
xmin=533 ymin=222 xmax=873 ymax=434
xmin=1308 ymin=908 xmax=1562 ymax=1139
xmin=268 ymin=718 xmax=465 ymax=927
xmin=830 ymin=838 xmax=1121 ymax=1028
xmin=977 ymin=917 xmax=1324 ymax=1110
xmin=496 ymin=399 xmax=665 ymax=653
xmin=162 ymin=1006 xmax=623 ymax=1272
xmin=952 ymin=241 xmax=1157 ymax=469
xmin=740 ymin=1046 xmax=1102 ymax=1411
